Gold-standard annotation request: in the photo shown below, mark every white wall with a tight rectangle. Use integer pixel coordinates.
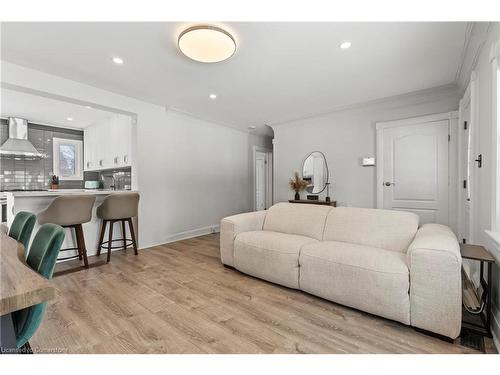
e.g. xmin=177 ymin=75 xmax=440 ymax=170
xmin=458 ymin=23 xmax=500 ymax=348
xmin=1 ymin=61 xmax=253 ymax=249
xmin=272 ymin=86 xmax=460 ymax=207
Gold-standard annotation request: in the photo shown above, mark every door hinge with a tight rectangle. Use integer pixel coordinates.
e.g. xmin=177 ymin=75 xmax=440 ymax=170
xmin=462 ymin=238 xmax=467 ymax=244
xmin=448 ymin=134 xmax=451 ymax=142
xmin=463 ymin=180 xmax=467 ymax=189
xmin=464 ymin=121 xmax=468 ymax=130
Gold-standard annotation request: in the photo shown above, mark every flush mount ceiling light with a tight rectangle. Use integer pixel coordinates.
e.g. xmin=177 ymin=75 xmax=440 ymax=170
xmin=178 ymin=26 xmax=236 ymax=63
xmin=340 ymin=41 xmax=352 ymax=50
xmin=209 ymin=93 xmax=217 ymax=100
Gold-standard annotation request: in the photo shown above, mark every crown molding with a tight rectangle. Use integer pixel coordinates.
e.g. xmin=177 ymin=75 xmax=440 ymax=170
xmin=490 ymin=38 xmax=500 ymax=62
xmin=454 ymin=22 xmax=475 ymax=83
xmin=455 ymin=22 xmax=492 ymax=92
xmin=271 ymin=84 xmax=459 ymax=129
xmin=165 ymin=105 xmax=247 ymax=134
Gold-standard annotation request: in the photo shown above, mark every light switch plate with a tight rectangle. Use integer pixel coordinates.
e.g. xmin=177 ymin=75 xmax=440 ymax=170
xmin=362 ymin=157 xmax=375 ymax=167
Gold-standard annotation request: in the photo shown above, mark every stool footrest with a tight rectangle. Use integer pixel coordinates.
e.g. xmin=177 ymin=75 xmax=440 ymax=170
xmin=100 ymin=238 xmax=134 ymax=250
xmin=57 ymin=254 xmax=81 ymax=261
xmin=59 ymin=246 xmax=80 ymax=252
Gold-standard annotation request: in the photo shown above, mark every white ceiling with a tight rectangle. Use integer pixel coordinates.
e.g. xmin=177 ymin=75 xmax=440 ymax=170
xmin=0 ymin=88 xmax=115 ymax=128
xmin=0 ymin=22 xmax=468 ymax=130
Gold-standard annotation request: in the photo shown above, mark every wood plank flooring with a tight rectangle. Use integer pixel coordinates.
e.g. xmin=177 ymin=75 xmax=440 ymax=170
xmin=30 ymin=233 xmax=494 ymax=354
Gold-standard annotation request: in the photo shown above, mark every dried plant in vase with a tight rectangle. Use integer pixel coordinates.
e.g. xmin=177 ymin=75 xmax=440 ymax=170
xmin=289 ymin=172 xmax=308 ymax=200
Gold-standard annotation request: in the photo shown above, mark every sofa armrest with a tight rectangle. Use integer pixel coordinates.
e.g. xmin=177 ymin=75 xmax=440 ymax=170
xmin=407 ymin=223 xmax=462 ymax=339
xmin=220 ymin=211 xmax=267 ymax=266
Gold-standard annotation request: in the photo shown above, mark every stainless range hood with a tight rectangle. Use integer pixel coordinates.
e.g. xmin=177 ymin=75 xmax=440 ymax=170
xmin=0 ymin=117 xmax=46 ymax=158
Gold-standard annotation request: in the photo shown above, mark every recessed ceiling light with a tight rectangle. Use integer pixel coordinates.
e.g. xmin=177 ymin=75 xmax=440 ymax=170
xmin=209 ymin=93 xmax=217 ymax=100
xmin=178 ymin=25 xmax=236 ymax=63
xmin=248 ymin=126 xmax=256 ymax=130
xmin=340 ymin=41 xmax=352 ymax=50
xmin=66 ymin=117 xmax=73 ymax=121
xmin=85 ymin=106 xmax=92 ymax=109
xmin=112 ymin=56 xmax=124 ymax=65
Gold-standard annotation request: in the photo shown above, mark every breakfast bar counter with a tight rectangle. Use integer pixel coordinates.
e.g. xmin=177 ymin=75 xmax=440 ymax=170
xmin=5 ymin=189 xmax=139 ymax=258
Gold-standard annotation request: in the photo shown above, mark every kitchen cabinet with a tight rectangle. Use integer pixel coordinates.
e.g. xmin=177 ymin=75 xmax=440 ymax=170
xmin=84 ymin=114 xmax=132 ymax=171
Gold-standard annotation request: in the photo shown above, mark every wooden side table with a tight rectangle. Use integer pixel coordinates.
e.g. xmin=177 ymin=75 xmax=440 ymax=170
xmin=460 ymin=244 xmax=495 ymax=337
xmin=288 ymin=199 xmax=337 ymax=207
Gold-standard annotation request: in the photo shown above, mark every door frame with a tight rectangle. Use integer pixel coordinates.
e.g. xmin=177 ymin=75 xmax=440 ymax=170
xmin=375 ymin=111 xmax=458 ymax=231
xmin=458 ymin=71 xmax=479 ymax=244
xmin=253 ymin=146 xmax=273 ymax=211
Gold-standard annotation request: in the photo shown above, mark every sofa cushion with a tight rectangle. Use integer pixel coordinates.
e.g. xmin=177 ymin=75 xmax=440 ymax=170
xmin=299 ymin=241 xmax=410 ymax=324
xmin=263 ymin=202 xmax=333 ymax=240
xmin=323 ymin=207 xmax=419 ymax=252
xmin=234 ymin=230 xmax=318 ymax=288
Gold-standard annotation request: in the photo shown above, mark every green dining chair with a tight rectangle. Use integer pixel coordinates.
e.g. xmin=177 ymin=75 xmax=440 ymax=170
xmin=8 ymin=211 xmax=36 ymax=253
xmin=12 ymin=223 xmax=65 ymax=349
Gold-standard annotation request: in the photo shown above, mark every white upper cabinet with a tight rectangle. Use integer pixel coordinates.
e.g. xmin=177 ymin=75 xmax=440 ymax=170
xmin=84 ymin=114 xmax=132 ymax=171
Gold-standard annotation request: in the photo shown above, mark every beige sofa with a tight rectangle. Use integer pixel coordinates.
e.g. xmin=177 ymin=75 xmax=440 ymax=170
xmin=220 ymin=202 xmax=462 ymax=339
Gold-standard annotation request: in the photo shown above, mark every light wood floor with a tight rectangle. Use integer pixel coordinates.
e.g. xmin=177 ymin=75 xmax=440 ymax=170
xmin=30 ymin=234 xmax=495 ymax=354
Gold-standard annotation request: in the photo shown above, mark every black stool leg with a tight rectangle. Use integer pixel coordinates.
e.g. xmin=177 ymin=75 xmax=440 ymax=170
xmin=75 ymin=224 xmax=89 ymax=268
xmin=107 ymin=220 xmax=114 ymax=263
xmin=128 ymin=218 xmax=138 ymax=255
xmin=75 ymin=226 xmax=82 ymax=261
xmin=121 ymin=219 xmax=127 ymax=250
xmin=97 ymin=220 xmax=107 ymax=256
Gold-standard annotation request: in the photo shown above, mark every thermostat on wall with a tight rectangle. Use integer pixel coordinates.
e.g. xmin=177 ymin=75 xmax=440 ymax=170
xmin=362 ymin=157 xmax=375 ymax=167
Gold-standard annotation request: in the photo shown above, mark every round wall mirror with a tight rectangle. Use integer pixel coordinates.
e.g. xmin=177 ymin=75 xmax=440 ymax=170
xmin=302 ymin=151 xmax=329 ymax=194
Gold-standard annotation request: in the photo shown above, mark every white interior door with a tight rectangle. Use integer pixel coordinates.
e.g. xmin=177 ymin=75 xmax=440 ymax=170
xmin=255 ymin=151 xmax=267 ymax=211
xmin=378 ymin=117 xmax=449 ymax=225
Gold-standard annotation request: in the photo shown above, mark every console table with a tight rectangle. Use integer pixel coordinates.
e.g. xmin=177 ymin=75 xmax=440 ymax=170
xmin=460 ymin=243 xmax=495 ymax=338
xmin=288 ymin=199 xmax=337 ymax=207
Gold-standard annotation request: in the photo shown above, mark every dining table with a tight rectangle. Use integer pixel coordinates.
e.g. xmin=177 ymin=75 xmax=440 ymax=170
xmin=0 ymin=230 xmax=55 ymax=353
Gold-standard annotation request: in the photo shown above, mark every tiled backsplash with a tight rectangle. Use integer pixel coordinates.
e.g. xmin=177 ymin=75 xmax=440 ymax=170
xmin=0 ymin=119 xmax=84 ymax=190
xmin=85 ymin=168 xmax=132 ymax=190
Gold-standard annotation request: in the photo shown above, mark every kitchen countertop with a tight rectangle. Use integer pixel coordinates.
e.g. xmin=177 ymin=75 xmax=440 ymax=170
xmin=4 ymin=189 xmax=137 ymax=197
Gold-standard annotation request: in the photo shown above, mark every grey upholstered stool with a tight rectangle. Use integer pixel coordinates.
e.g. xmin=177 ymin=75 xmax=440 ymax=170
xmin=38 ymin=194 xmax=96 ymax=268
xmin=96 ymin=192 xmax=139 ymax=262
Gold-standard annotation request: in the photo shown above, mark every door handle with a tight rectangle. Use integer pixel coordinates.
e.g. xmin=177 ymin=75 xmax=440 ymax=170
xmin=475 ymin=154 xmax=482 ymax=168
xmin=383 ymin=181 xmax=395 ymax=187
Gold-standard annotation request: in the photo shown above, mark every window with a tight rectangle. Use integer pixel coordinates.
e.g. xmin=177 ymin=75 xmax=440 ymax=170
xmin=53 ymin=138 xmax=83 ymax=180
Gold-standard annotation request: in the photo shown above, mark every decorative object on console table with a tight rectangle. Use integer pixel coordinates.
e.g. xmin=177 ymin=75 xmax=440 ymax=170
xmin=288 ymin=199 xmax=336 ymax=207
xmin=460 ymin=243 xmax=495 ymax=341
xmin=307 ymin=195 xmax=319 ymax=200
xmin=288 ymin=171 xmax=308 ymax=201
xmin=325 ymin=182 xmax=331 ymax=202
xmin=49 ymin=175 xmax=59 ymax=190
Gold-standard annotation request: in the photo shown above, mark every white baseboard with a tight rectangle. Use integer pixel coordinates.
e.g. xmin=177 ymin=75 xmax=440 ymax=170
xmin=139 ymin=224 xmax=220 ymax=250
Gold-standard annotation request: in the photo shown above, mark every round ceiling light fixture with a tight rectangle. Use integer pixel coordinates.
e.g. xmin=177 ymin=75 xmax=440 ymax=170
xmin=340 ymin=41 xmax=352 ymax=50
xmin=112 ymin=56 xmax=124 ymax=65
xmin=178 ymin=25 xmax=236 ymax=63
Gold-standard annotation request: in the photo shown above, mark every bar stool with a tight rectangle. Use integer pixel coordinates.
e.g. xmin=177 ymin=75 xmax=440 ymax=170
xmin=96 ymin=192 xmax=139 ymax=262
xmin=37 ymin=195 xmax=96 ymax=268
